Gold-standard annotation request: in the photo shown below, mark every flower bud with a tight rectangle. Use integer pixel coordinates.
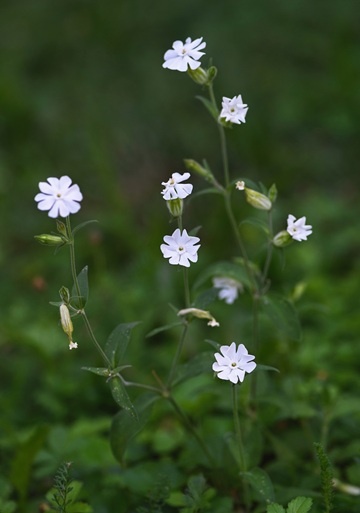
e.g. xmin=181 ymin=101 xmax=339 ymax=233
xmin=178 ymin=307 xmax=219 ymax=327
xmin=244 ymin=188 xmax=272 ymax=211
xmin=272 ymin=230 xmax=292 ymax=247
xmin=60 ymin=304 xmax=78 ymax=350
xmin=34 ymin=234 xmax=64 ymax=246
xmin=184 ymin=159 xmax=214 ymax=182
xmin=268 ymin=183 xmax=277 ymax=203
xmin=187 ymin=66 xmax=217 ymax=86
xmin=166 ymin=198 xmax=183 ymax=218
xmin=56 ymin=220 xmax=68 ymax=236
xmin=59 ymin=286 xmax=71 ymax=304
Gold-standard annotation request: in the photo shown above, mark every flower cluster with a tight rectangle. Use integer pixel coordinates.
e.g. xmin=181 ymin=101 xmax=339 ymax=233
xmin=212 ymin=342 xmax=256 ymax=384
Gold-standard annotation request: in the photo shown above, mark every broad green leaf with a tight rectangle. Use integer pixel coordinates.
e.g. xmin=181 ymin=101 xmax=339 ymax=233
xmin=146 ymin=321 xmax=183 ymax=338
xmin=105 ymin=321 xmax=140 ymax=368
xmin=267 ymin=504 xmax=285 ymax=513
xmin=81 ymin=366 xmax=110 ymax=377
xmin=243 ymin=467 xmax=275 ymax=503
xmin=194 ymin=261 xmax=252 ymax=290
xmin=240 ymin=217 xmax=270 ymax=235
xmin=261 ymin=294 xmax=302 ymax=341
xmin=196 ymin=95 xmax=219 ymax=120
xmin=287 ymin=496 xmax=313 ymax=513
xmin=10 ymin=425 xmax=49 ymax=503
xmin=71 ymin=266 xmax=89 ymax=308
xmin=173 ymin=352 xmax=214 ymax=386
xmin=108 ymin=375 xmax=137 ymax=419
xmin=110 ymin=393 xmax=158 ymax=464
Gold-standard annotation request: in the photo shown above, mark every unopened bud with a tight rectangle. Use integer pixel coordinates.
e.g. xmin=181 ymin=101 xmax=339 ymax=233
xmin=166 ymin=198 xmax=183 ymax=218
xmin=178 ymin=307 xmax=219 ymax=327
xmin=184 ymin=159 xmax=214 ymax=182
xmin=60 ymin=304 xmax=78 ymax=350
xmin=243 ymin=187 xmax=272 ymax=211
xmin=56 ymin=220 xmax=68 ymax=236
xmin=268 ymin=183 xmax=277 ymax=203
xmin=34 ymin=234 xmax=64 ymax=246
xmin=187 ymin=66 xmax=217 ymax=86
xmin=59 ymin=286 xmax=71 ymax=304
xmin=272 ymin=230 xmax=292 ymax=247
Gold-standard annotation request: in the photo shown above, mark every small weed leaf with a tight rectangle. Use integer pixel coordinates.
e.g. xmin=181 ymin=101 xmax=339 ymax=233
xmin=287 ymin=496 xmax=313 ymax=513
xmin=108 ymin=376 xmax=137 ymax=419
xmin=243 ymin=467 xmax=275 ymax=503
xmin=105 ymin=321 xmax=140 ymax=368
xmin=267 ymin=504 xmax=286 ymax=513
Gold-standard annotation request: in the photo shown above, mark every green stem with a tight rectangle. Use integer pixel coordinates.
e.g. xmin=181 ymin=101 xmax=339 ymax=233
xmin=166 ymin=323 xmax=188 ymax=387
xmin=81 ymin=310 xmax=112 ymax=367
xmin=66 ymin=216 xmax=111 ymax=368
xmin=168 ymin=395 xmax=216 ymax=467
xmin=208 ymin=83 xmax=230 ymax=187
xmin=261 ymin=210 xmax=274 ymax=288
xmin=232 ymin=384 xmax=246 ymax=471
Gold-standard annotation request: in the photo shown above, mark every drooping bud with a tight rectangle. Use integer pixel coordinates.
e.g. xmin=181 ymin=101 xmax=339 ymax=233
xmin=184 ymin=159 xmax=214 ymax=182
xmin=272 ymin=230 xmax=292 ymax=247
xmin=166 ymin=198 xmax=183 ymax=218
xmin=59 ymin=304 xmax=78 ymax=350
xmin=187 ymin=66 xmax=217 ymax=86
xmin=34 ymin=234 xmax=64 ymax=246
xmin=178 ymin=307 xmax=219 ymax=327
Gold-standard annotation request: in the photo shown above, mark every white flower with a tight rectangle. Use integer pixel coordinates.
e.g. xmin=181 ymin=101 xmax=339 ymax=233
xmin=213 ymin=277 xmax=243 ymax=305
xmin=35 ymin=176 xmax=83 ymax=218
xmin=212 ymin=342 xmax=256 ymax=384
xmin=162 ymin=37 xmax=206 ymax=72
xmin=69 ymin=341 xmax=78 ymax=350
xmin=287 ymin=214 xmax=313 ymax=241
xmin=161 ymin=172 xmax=193 ymax=200
xmin=220 ymin=95 xmax=248 ymax=124
xmin=160 ymin=228 xmax=200 ymax=267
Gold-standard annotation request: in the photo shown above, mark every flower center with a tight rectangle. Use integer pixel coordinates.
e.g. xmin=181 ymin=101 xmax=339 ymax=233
xmin=230 ymin=108 xmax=235 ymax=113
xmin=178 ymin=245 xmax=185 ymax=253
xmin=169 ymin=178 xmax=175 ymax=185
xmin=56 ymin=193 xmax=62 ymax=198
xmin=231 ymin=361 xmax=237 ymax=368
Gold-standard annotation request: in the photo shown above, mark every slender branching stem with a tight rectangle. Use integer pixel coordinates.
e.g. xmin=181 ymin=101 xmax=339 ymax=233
xmin=166 ymin=323 xmax=188 ymax=387
xmin=81 ymin=310 xmax=112 ymax=367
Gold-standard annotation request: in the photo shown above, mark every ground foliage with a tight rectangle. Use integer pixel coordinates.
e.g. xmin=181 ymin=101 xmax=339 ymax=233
xmin=1 ymin=1 xmax=360 ymax=512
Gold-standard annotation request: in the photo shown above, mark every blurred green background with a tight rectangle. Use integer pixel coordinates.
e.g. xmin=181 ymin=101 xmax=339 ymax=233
xmin=1 ymin=0 xmax=360 ymax=510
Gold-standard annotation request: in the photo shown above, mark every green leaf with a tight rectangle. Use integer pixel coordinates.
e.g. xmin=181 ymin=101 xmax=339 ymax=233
xmin=146 ymin=321 xmax=183 ymax=338
xmin=261 ymin=294 xmax=302 ymax=341
xmin=243 ymin=467 xmax=275 ymax=503
xmin=72 ymin=219 xmax=98 ymax=235
xmin=192 ymin=288 xmax=219 ymax=310
xmin=194 ymin=261 xmax=252 ymax=290
xmin=81 ymin=366 xmax=110 ymax=377
xmin=110 ymin=393 xmax=158 ymax=464
xmin=196 ymin=95 xmax=219 ymax=121
xmin=10 ymin=425 xmax=49 ymax=503
xmin=257 ymin=364 xmax=280 ymax=373
xmin=189 ymin=187 xmax=222 ymax=199
xmin=105 ymin=321 xmax=140 ymax=368
xmin=287 ymin=496 xmax=313 ymax=513
xmin=240 ymin=216 xmax=270 ymax=235
xmin=108 ymin=376 xmax=137 ymax=419
xmin=173 ymin=352 xmax=214 ymax=386
xmin=71 ymin=266 xmax=89 ymax=308
xmin=267 ymin=504 xmax=286 ymax=513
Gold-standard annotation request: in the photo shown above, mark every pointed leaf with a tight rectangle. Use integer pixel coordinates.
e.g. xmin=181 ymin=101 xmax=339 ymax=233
xmin=261 ymin=294 xmax=302 ymax=341
xmin=110 ymin=393 xmax=158 ymax=464
xmin=243 ymin=467 xmax=275 ymax=503
xmin=72 ymin=219 xmax=98 ymax=235
xmin=287 ymin=496 xmax=313 ymax=513
xmin=146 ymin=321 xmax=183 ymax=338
xmin=71 ymin=266 xmax=89 ymax=309
xmin=193 ymin=288 xmax=219 ymax=310
xmin=108 ymin=376 xmax=137 ymax=419
xmin=196 ymin=95 xmax=219 ymax=121
xmin=105 ymin=322 xmax=140 ymax=367
xmin=81 ymin=367 xmax=110 ymax=377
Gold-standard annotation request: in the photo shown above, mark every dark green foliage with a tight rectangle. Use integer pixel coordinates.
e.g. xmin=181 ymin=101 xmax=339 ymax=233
xmin=314 ymin=443 xmax=334 ymax=513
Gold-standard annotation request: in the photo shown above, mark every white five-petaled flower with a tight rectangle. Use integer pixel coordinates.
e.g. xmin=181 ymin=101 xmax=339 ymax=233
xmin=287 ymin=214 xmax=313 ymax=241
xmin=162 ymin=37 xmax=206 ymax=72
xmin=213 ymin=277 xmax=243 ymax=305
xmin=220 ymin=95 xmax=248 ymax=124
xmin=160 ymin=228 xmax=200 ymax=267
xmin=212 ymin=342 xmax=256 ymax=384
xmin=161 ymin=172 xmax=193 ymax=200
xmin=35 ymin=176 xmax=83 ymax=218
